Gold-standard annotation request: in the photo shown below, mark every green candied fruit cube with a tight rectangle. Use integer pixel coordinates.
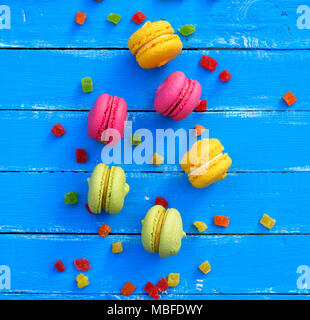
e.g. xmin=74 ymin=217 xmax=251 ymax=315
xmin=64 ymin=192 xmax=78 ymax=204
xmin=81 ymin=77 xmax=93 ymax=93
xmin=107 ymin=13 xmax=121 ymax=25
xmin=131 ymin=134 xmax=142 ymax=146
xmin=178 ymin=24 xmax=196 ymax=36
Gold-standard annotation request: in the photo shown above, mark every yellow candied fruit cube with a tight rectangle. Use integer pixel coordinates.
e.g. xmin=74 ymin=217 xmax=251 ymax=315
xmin=76 ymin=273 xmax=87 ymax=282
xmin=112 ymin=241 xmax=123 ymax=253
xmin=260 ymin=213 xmax=276 ymax=229
xmin=193 ymin=221 xmax=207 ymax=232
xmin=151 ymin=153 xmax=164 ymax=166
xmin=168 ymin=273 xmax=180 ymax=287
xmin=199 ymin=260 xmax=211 ymax=274
xmin=77 ymin=279 xmax=90 ymax=289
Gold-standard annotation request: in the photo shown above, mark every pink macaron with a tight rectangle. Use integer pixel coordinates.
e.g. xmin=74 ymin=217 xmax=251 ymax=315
xmin=154 ymin=71 xmax=202 ymax=121
xmin=87 ymin=94 xmax=127 ymax=146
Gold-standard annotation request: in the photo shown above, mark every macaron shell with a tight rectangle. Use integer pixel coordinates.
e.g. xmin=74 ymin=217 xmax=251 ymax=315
xmin=136 ymin=35 xmax=182 ymax=69
xmin=128 ymin=20 xmax=175 ymax=55
xmin=87 ymin=94 xmax=113 ymax=141
xmin=169 ymin=79 xmax=202 ymax=121
xmin=87 ymin=163 xmax=109 ymax=213
xmin=105 ymin=96 xmax=127 ymax=147
xmin=104 ymin=166 xmax=129 ymax=214
xmin=154 ymin=71 xmax=187 ymax=115
xmin=158 ymin=208 xmax=185 ymax=258
xmin=141 ymin=205 xmax=166 ymax=253
xmin=189 ymin=153 xmax=232 ymax=188
xmin=180 ymin=139 xmax=224 ymax=174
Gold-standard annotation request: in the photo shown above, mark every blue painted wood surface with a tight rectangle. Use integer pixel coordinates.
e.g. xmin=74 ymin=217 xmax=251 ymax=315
xmin=0 ymin=0 xmax=309 ymax=49
xmin=1 ymin=0 xmax=310 ymax=300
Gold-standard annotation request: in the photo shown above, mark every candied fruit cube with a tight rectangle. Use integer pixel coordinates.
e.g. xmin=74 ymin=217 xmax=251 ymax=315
xmin=131 ymin=134 xmax=142 ymax=146
xmin=199 ymin=260 xmax=211 ymax=274
xmin=64 ymin=191 xmax=78 ymax=204
xmin=51 ymin=123 xmax=66 ymax=137
xmin=74 ymin=258 xmax=90 ymax=271
xmin=132 ymin=11 xmax=146 ymax=24
xmin=144 ymin=282 xmax=160 ymax=300
xmin=168 ymin=273 xmax=180 ymax=287
xmin=214 ymin=215 xmax=229 ymax=227
xmin=193 ymin=221 xmax=208 ymax=232
xmin=85 ymin=204 xmax=95 ymax=215
xmin=54 ymin=260 xmax=65 ymax=272
xmin=219 ymin=70 xmax=232 ymax=82
xmin=260 ymin=213 xmax=276 ymax=229
xmin=195 ymin=100 xmax=207 ymax=112
xmin=155 ymin=196 xmax=168 ymax=209
xmin=194 ymin=125 xmax=206 ymax=137
xmin=178 ymin=24 xmax=196 ymax=36
xmin=112 ymin=242 xmax=123 ymax=253
xmin=98 ymin=224 xmax=111 ymax=237
xmin=283 ymin=91 xmax=297 ymax=106
xmin=75 ymin=12 xmax=87 ymax=25
xmin=157 ymin=277 xmax=168 ymax=292
xmin=107 ymin=13 xmax=121 ymax=25
xmin=121 ymin=281 xmax=136 ymax=296
xmin=76 ymin=274 xmax=89 ymax=289
xmin=81 ymin=77 xmax=93 ymax=93
xmin=76 ymin=148 xmax=87 ymax=163
xmin=200 ymin=56 xmax=218 ymax=71
xmin=151 ymin=153 xmax=164 ymax=166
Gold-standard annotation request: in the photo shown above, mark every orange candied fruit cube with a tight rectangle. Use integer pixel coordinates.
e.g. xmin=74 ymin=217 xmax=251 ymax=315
xmin=214 ymin=215 xmax=229 ymax=227
xmin=121 ymin=281 xmax=136 ymax=296
xmin=194 ymin=125 xmax=206 ymax=137
xmin=75 ymin=12 xmax=87 ymax=25
xmin=283 ymin=91 xmax=297 ymax=106
xmin=98 ymin=224 xmax=111 ymax=237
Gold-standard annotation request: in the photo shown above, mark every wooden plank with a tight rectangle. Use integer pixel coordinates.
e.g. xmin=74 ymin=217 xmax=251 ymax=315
xmin=1 ymin=293 xmax=309 ymax=300
xmin=0 ymin=234 xmax=309 ymax=295
xmin=0 ymin=110 xmax=309 ymax=172
xmin=1 ymin=1 xmax=308 ymax=49
xmin=1 ymin=172 xmax=309 ymax=234
xmin=1 ymin=49 xmax=309 ymax=111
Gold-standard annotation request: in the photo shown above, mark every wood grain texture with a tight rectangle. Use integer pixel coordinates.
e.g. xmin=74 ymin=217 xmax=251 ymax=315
xmin=0 ymin=234 xmax=309 ymax=296
xmin=0 ymin=110 xmax=309 ymax=172
xmin=0 ymin=172 xmax=309 ymax=234
xmin=1 ymin=49 xmax=309 ymax=111
xmin=0 ymin=0 xmax=308 ymax=49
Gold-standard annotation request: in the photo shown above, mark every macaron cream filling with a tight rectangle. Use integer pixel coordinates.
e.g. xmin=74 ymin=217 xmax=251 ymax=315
xmin=188 ymin=152 xmax=224 ymax=177
xmin=136 ymin=34 xmax=174 ymax=56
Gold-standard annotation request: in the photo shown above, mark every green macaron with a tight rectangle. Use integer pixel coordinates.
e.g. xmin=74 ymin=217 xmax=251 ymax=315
xmin=141 ymin=205 xmax=186 ymax=258
xmin=87 ymin=163 xmax=129 ymax=214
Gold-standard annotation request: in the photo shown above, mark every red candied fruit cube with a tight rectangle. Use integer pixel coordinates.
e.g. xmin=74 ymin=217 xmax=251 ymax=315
xmin=51 ymin=124 xmax=66 ymax=137
xmin=219 ymin=70 xmax=232 ymax=82
xmin=200 ymin=56 xmax=218 ymax=71
xmin=155 ymin=197 xmax=168 ymax=209
xmin=74 ymin=258 xmax=90 ymax=271
xmin=195 ymin=100 xmax=207 ymax=112
xmin=132 ymin=11 xmax=146 ymax=24
xmin=54 ymin=260 xmax=65 ymax=272
xmin=157 ymin=277 xmax=168 ymax=292
xmin=98 ymin=224 xmax=111 ymax=238
xmin=214 ymin=215 xmax=229 ymax=227
xmin=121 ymin=281 xmax=136 ymax=296
xmin=85 ymin=204 xmax=95 ymax=215
xmin=76 ymin=148 xmax=87 ymax=163
xmin=75 ymin=12 xmax=87 ymax=25
xmin=144 ymin=282 xmax=160 ymax=299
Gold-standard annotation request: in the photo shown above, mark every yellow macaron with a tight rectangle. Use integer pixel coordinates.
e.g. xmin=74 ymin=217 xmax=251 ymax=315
xmin=180 ymin=139 xmax=232 ymax=188
xmin=128 ymin=20 xmax=183 ymax=69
